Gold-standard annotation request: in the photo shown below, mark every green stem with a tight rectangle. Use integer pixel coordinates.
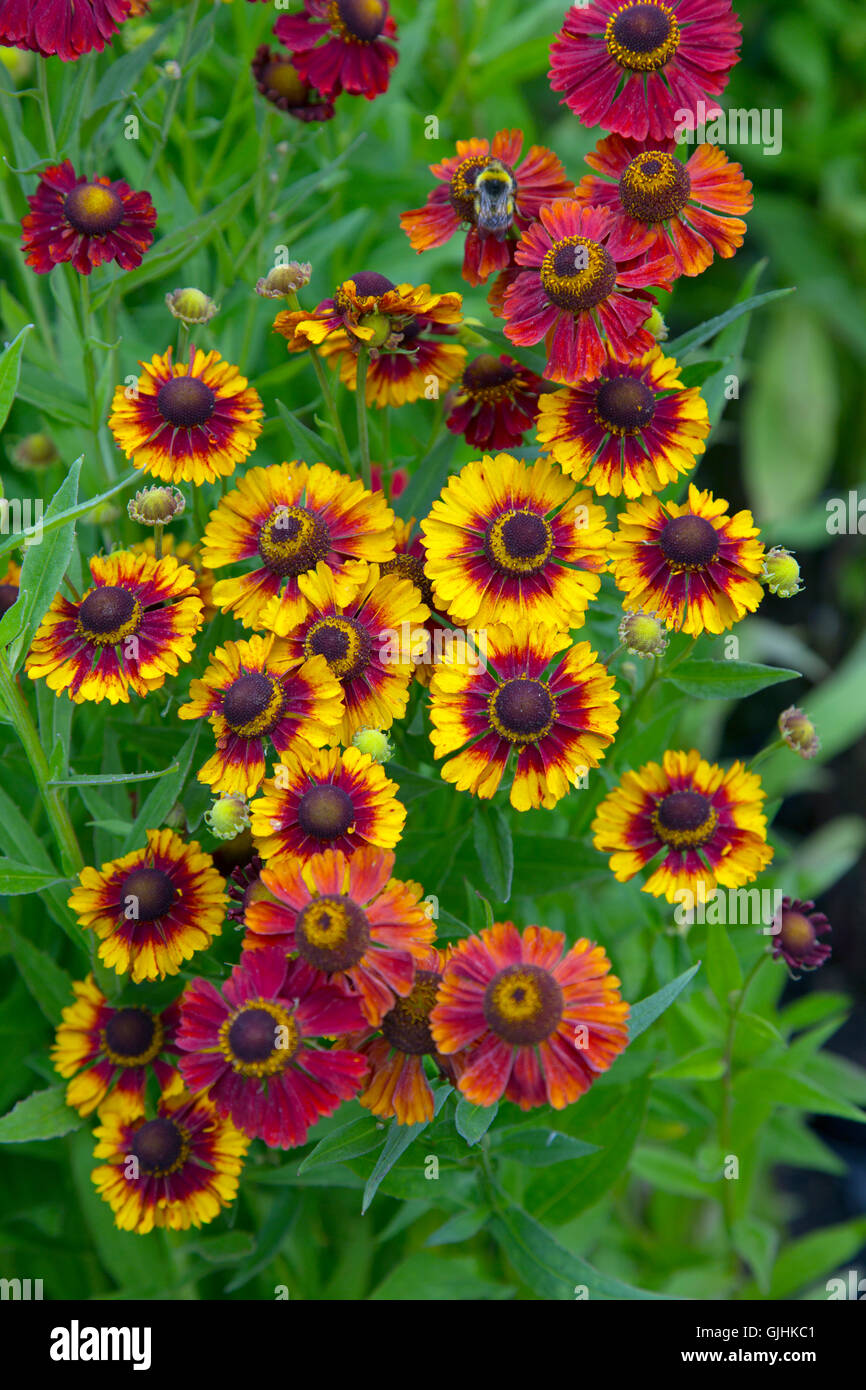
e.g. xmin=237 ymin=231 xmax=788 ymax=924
xmin=37 ymin=57 xmax=57 ymax=159
xmin=307 ymin=348 xmax=353 ymax=473
xmin=77 ymin=273 xmax=106 ymax=476
xmin=153 ymin=524 xmax=164 ymax=560
xmin=356 ymin=346 xmax=371 ymax=491
xmin=144 ymin=0 xmax=201 ymax=182
xmin=748 ymin=736 xmax=787 ymax=772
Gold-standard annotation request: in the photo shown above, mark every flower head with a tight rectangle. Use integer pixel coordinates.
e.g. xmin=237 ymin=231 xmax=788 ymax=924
xmin=778 ymin=707 xmax=820 ymax=760
xmin=21 ymin=159 xmax=155 ymax=275
xmin=274 ymin=274 xmax=462 ymax=356
xmin=205 ymin=794 xmax=252 ymax=840
xmin=251 ymin=44 xmax=335 ymax=120
xmin=446 ymin=354 xmax=547 ymax=451
xmin=274 ymin=0 xmax=399 ymax=100
xmin=619 ymin=610 xmax=669 ymax=658
xmin=256 ymin=262 xmax=312 ymax=299
xmin=10 ymin=432 xmax=59 ymax=470
xmin=1 ymin=1 xmax=136 ymax=62
xmin=352 ymin=727 xmax=394 ymax=763
xmin=319 ymin=314 xmax=466 ymax=409
xmin=771 ymin=898 xmax=831 ymax=978
xmin=165 ymin=287 xmax=219 ymax=325
xmin=761 ymin=546 xmax=803 ymax=598
xmin=127 ymin=484 xmax=185 ymax=526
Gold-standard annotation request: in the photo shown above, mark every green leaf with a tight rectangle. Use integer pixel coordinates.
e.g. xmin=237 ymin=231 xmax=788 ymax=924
xmin=0 ymin=860 xmax=65 ymax=895
xmin=652 ymin=1046 xmax=725 ymax=1082
xmin=88 ymin=25 xmax=167 ymax=113
xmin=370 ymin=1250 xmax=513 ymax=1301
xmin=472 ymin=805 xmax=513 ymax=902
xmin=425 ymin=1207 xmax=491 ymax=1247
xmin=455 ymin=1097 xmax=498 ymax=1145
xmin=275 ymin=398 xmax=343 ymax=472
xmin=120 ymin=727 xmax=200 ymax=854
xmin=0 ymin=1086 xmax=81 ymax=1142
xmin=763 ymin=1218 xmax=866 ymax=1299
xmin=297 ymin=1115 xmax=384 ymax=1174
xmin=187 ymin=1232 xmax=256 ymax=1265
xmin=630 ymin=1146 xmax=716 ymax=1199
xmin=677 ymin=358 xmax=725 ymax=388
xmin=666 ymin=659 xmax=800 ymax=700
xmin=732 ymin=1217 xmax=778 ymax=1294
xmin=0 ymin=924 xmax=73 ymax=1022
xmin=5 ymin=458 xmax=82 ymax=671
xmin=489 ymin=1127 xmax=598 ymax=1167
xmin=627 ymin=962 xmax=701 ymax=1041
xmin=361 ymin=1086 xmax=450 ymax=1214
xmin=735 ymin=1067 xmax=866 ymax=1124
xmin=0 ymin=468 xmax=139 ymax=563
xmin=704 ymin=922 xmax=744 ymax=1007
xmin=665 ymin=289 xmax=795 ymax=358
xmin=490 ymin=1203 xmax=669 ymax=1300
xmin=395 ymin=430 xmax=458 ymax=523
xmin=0 ymin=323 xmax=33 ymax=432
xmin=50 ymin=764 xmax=179 ymax=788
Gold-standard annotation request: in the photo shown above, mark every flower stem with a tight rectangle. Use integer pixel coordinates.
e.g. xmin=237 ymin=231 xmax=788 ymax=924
xmin=306 ymin=347 xmax=354 ymax=473
xmin=145 ymin=0 xmax=201 ymax=182
xmin=153 ymin=523 xmax=164 ymax=560
xmin=356 ymin=346 xmax=371 ymax=491
xmin=37 ymin=57 xmax=57 ymax=159
xmin=747 ymin=736 xmax=787 ymax=772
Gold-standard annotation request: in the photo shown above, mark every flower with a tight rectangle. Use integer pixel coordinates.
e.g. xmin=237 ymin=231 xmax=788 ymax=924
xmin=131 ymin=535 xmax=216 ymax=620
xmin=108 ymin=346 xmax=263 ymax=486
xmin=178 ymin=633 xmax=344 ymax=798
xmin=352 ymin=727 xmax=394 ymax=763
xmin=380 ymin=516 xmax=441 ymax=686
xmin=619 ymin=609 xmax=668 ymax=658
xmin=446 ymin=354 xmax=548 ymax=450
xmin=91 ymin=1082 xmax=248 ymax=1233
xmin=761 ymin=545 xmax=803 ymax=598
xmin=245 ymin=847 xmax=435 ymax=1026
xmin=1 ymin=1 xmax=135 ymax=62
xmin=429 ymin=621 xmax=620 ymax=812
xmin=277 ymin=561 xmax=429 ymax=743
xmin=25 ymin=550 xmax=203 ymax=704
xmin=273 ymin=273 xmax=462 ymax=355
xmin=778 ymin=707 xmax=820 ymax=760
xmin=575 ymin=135 xmax=752 ymax=279
xmin=201 ymin=461 xmax=394 ymax=636
xmin=535 ymin=344 xmax=710 ymax=497
xmin=400 ymin=128 xmax=573 ymax=287
xmin=251 ymin=44 xmax=335 ymax=120
xmin=771 ymin=898 xmax=831 ymax=978
xmin=274 ymin=0 xmax=399 ymax=100
xmin=176 ymin=948 xmax=367 ymax=1149
xmin=205 ymin=794 xmax=252 ymax=840
xmin=165 ymin=287 xmax=219 ymax=325
xmin=21 ymin=160 xmax=155 ymax=275
xmin=250 ymin=744 xmax=405 ymax=867
xmin=255 ymin=262 xmax=312 ymax=298
xmin=502 ymin=200 xmax=675 ymax=384
xmin=610 ymin=483 xmax=765 ymax=634
xmin=51 ymin=976 xmax=180 ymax=1117
xmin=340 ymin=948 xmax=460 ymax=1125
xmin=319 ymin=315 xmax=467 ymax=408
xmin=592 ymin=749 xmax=773 ymax=902
xmin=548 ymin=0 xmax=741 ymax=143
xmin=421 ymin=453 xmax=610 ymax=630
xmin=68 ymin=829 xmax=226 ymax=982
xmin=430 ymin=923 xmax=629 ymax=1110
xmin=127 ymin=484 xmax=185 ymax=526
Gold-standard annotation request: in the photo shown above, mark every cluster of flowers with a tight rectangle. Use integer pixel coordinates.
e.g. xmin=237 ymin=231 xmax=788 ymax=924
xmin=4 ymin=0 xmax=832 ymax=1234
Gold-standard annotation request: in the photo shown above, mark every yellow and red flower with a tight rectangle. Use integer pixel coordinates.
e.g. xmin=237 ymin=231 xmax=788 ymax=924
xmin=446 ymin=353 xmax=548 ymax=451
xmin=176 ymin=948 xmax=367 ymax=1149
xmin=380 ymin=516 xmax=440 ymax=685
xmin=108 ymin=346 xmax=263 ymax=486
xmin=319 ymin=315 xmax=466 ymax=408
xmin=502 ymin=200 xmax=675 ymax=384
xmin=400 ymin=128 xmax=574 ymax=287
xmin=178 ymin=633 xmax=344 ymax=798
xmin=592 ymin=749 xmax=774 ymax=901
xmin=421 ymin=453 xmax=610 ymax=630
xmin=274 ymin=0 xmax=398 ymax=100
xmin=91 ymin=1082 xmax=248 ymax=1234
xmin=274 ymin=274 xmax=462 ymax=355
xmin=250 ymin=43 xmax=335 ymax=121
xmin=549 ymin=0 xmax=741 ymax=143
xmin=52 ymin=975 xmax=181 ymax=1117
xmin=1 ymin=1 xmax=132 ymax=61
xmin=200 ymin=461 xmax=395 ymax=636
xmin=771 ymin=898 xmax=832 ymax=979
xmin=611 ymin=482 xmax=765 ymax=634
xmin=429 ymin=621 xmax=620 ymax=812
xmin=245 ymin=847 xmax=435 ymax=1026
xmin=131 ymin=536 xmax=216 ymax=621
xmin=21 ymin=159 xmax=155 ymax=274
xmin=431 ymin=923 xmax=629 ymax=1110
xmin=535 ymin=344 xmax=710 ymax=498
xmin=68 ymin=829 xmax=226 ymax=983
xmin=576 ymin=135 xmax=752 ymax=278
xmin=250 ymin=744 xmax=406 ymax=867
xmin=277 ymin=561 xmax=429 ymax=743
xmin=25 ymin=550 xmax=203 ymax=705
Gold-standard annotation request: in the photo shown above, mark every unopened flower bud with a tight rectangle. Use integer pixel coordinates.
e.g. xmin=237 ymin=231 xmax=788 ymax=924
xmin=644 ymin=308 xmax=669 ymax=342
xmin=357 ymin=312 xmax=391 ymax=348
xmin=778 ymin=706 xmax=819 ymax=759
xmin=11 ymin=433 xmax=58 ymax=469
xmin=761 ymin=546 xmax=803 ymax=597
xmin=352 ymin=727 xmax=394 ymax=764
xmin=163 ymin=60 xmax=182 ymax=80
xmin=205 ymin=794 xmax=252 ymax=840
xmin=619 ymin=609 xmax=669 ymax=658
xmin=128 ymin=485 xmax=186 ymax=526
xmin=255 ymin=262 xmax=312 ymax=299
xmin=166 ymin=287 xmax=219 ymax=326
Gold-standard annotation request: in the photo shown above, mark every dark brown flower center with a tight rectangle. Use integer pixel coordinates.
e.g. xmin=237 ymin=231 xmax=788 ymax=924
xmin=485 ymin=509 xmax=554 ymax=576
xmin=131 ymin=1117 xmax=185 ymax=1176
xmin=104 ymin=1007 xmax=157 ymax=1060
xmin=120 ymin=866 xmax=177 ymax=922
xmin=346 ymin=270 xmax=395 ymax=298
xmin=606 ymin=2 xmax=680 ymax=72
xmin=490 ymin=678 xmax=556 ymax=743
xmin=258 ymin=505 xmax=330 ymax=578
xmin=381 ymin=552 xmax=433 ymax=607
xmin=381 ymin=970 xmax=440 ymax=1055
xmin=619 ymin=151 xmax=691 ymax=222
xmin=595 ymin=375 xmax=656 ymax=432
xmin=297 ymin=784 xmax=356 ymax=840
xmin=659 ymin=514 xmax=719 ymax=569
xmin=63 ymin=182 xmax=125 ymax=236
xmin=651 ymin=790 xmax=718 ymax=849
xmin=228 ymin=1007 xmax=280 ymax=1063
xmin=540 ymin=236 xmax=617 ymax=312
xmin=0 ymin=583 xmax=19 ymax=617
xmin=332 ymin=0 xmax=387 ymax=43
xmin=295 ymin=894 xmax=370 ymax=973
xmin=304 ymin=616 xmax=370 ymax=680
xmin=483 ymin=963 xmax=563 ymax=1045
xmin=462 ymin=354 xmax=518 ymax=396
xmin=78 ymin=585 xmax=136 ymax=634
xmin=222 ymin=671 xmax=282 ymax=736
xmin=156 ymin=376 xmax=216 ymax=428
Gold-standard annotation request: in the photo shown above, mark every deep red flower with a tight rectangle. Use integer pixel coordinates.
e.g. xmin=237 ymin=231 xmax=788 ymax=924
xmin=21 ymin=160 xmax=156 ymax=276
xmin=446 ymin=353 xmax=548 ymax=450
xmin=250 ymin=44 xmax=336 ymax=122
xmin=771 ymin=898 xmax=832 ymax=979
xmin=275 ymin=0 xmax=398 ymax=100
xmin=0 ymin=0 xmax=132 ymax=60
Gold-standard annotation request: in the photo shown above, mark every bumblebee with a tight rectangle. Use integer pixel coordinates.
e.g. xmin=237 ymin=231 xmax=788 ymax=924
xmin=472 ymin=159 xmax=516 ymax=240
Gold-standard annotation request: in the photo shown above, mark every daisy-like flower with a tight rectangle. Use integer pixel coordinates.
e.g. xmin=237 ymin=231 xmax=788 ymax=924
xmin=250 ymin=744 xmax=405 ymax=867
xmin=131 ymin=536 xmax=216 ymax=621
xmin=400 ymin=128 xmax=574 ymax=287
xmin=380 ymin=516 xmax=440 ymax=685
xmin=548 ymin=0 xmax=741 ymax=143
xmin=592 ymin=749 xmax=773 ymax=902
xmin=52 ymin=975 xmax=180 ymax=1117
xmin=446 ymin=353 xmax=548 ymax=451
xmin=251 ymin=44 xmax=335 ymax=120
xmin=108 ymin=346 xmax=263 ymax=486
xmin=277 ymin=561 xmax=429 ymax=743
xmin=318 ymin=315 xmax=467 ymax=409
xmin=68 ymin=829 xmax=226 ymax=983
xmin=0 ymin=558 xmax=21 ymax=619
xmin=274 ymin=0 xmax=398 ymax=100
xmin=21 ymin=159 xmax=155 ymax=275
xmin=200 ymin=461 xmax=395 ymax=636
xmin=1 ymin=1 xmax=133 ymax=62
xmin=429 ymin=621 xmax=620 ymax=812
xmin=503 ymin=201 xmax=675 ymax=384
xmin=421 ymin=453 xmax=610 ymax=630
xmin=91 ymin=1082 xmax=248 ymax=1234
xmin=176 ymin=948 xmax=367 ymax=1149
xmin=610 ymin=482 xmax=765 ymax=634
xmin=25 ymin=551 xmax=203 ymax=705
xmin=575 ymin=134 xmax=752 ymax=278
xmin=431 ymin=923 xmax=629 ymax=1110
xmin=771 ymin=898 xmax=831 ymax=979
xmin=340 ymin=947 xmax=461 ymax=1125
xmin=245 ymin=847 xmax=435 ymax=1026
xmin=273 ymin=273 xmax=462 ymax=356
xmin=178 ymin=633 xmax=344 ymax=799
xmin=535 ymin=344 xmax=709 ymax=498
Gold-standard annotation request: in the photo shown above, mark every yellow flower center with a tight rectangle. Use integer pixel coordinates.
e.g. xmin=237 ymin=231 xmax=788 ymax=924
xmin=328 ymin=0 xmax=387 ymax=43
xmin=540 ymin=235 xmax=617 ymax=312
xmin=483 ymin=964 xmax=564 ymax=1045
xmin=381 ymin=970 xmax=440 ymax=1055
xmin=63 ymin=182 xmax=124 ymax=235
xmin=295 ymin=894 xmax=371 ymax=973
xmin=619 ymin=151 xmax=691 ymax=223
xmin=605 ymin=2 xmax=680 ymax=72
xmin=258 ymin=505 xmax=330 ymax=578
xmin=659 ymin=513 xmax=720 ymax=570
xmin=222 ymin=671 xmax=284 ymax=738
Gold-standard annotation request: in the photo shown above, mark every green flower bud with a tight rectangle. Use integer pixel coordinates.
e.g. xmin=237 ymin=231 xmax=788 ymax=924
xmin=351 ymin=727 xmax=394 ymax=764
xmin=761 ymin=546 xmax=803 ymax=598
